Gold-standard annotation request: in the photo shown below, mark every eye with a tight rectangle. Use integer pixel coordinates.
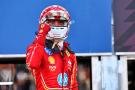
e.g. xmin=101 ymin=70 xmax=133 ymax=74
xmin=59 ymin=20 xmax=64 ymax=24
xmin=46 ymin=19 xmax=68 ymax=27
xmin=59 ymin=20 xmax=68 ymax=26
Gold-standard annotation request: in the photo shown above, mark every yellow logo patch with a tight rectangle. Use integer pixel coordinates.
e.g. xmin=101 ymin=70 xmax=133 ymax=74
xmin=48 ymin=56 xmax=55 ymax=64
xmin=40 ymin=24 xmax=44 ymax=28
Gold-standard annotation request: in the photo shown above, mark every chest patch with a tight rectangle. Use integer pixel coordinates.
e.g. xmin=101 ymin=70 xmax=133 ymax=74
xmin=48 ymin=56 xmax=55 ymax=64
xmin=57 ymin=73 xmax=68 ymax=86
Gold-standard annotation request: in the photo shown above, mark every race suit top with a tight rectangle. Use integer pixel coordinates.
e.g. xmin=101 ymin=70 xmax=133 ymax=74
xmin=26 ymin=23 xmax=78 ymax=90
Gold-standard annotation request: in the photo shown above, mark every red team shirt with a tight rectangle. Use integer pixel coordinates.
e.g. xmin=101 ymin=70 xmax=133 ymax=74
xmin=26 ymin=23 xmax=78 ymax=90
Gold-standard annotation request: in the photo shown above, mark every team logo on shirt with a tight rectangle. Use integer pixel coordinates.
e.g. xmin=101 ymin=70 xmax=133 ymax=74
xmin=57 ymin=73 xmax=68 ymax=86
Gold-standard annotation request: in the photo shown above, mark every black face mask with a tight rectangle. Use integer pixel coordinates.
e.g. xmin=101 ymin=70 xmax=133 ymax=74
xmin=45 ymin=39 xmax=60 ymax=53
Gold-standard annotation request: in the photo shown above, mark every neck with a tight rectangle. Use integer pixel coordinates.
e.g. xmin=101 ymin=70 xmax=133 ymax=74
xmin=45 ymin=39 xmax=64 ymax=53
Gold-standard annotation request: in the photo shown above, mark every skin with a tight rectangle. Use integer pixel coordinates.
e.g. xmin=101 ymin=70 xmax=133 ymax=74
xmin=46 ymin=19 xmax=68 ymax=27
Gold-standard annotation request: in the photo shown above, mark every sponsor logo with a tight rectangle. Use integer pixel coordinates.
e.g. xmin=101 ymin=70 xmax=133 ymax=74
xmin=68 ymin=60 xmax=72 ymax=71
xmin=40 ymin=24 xmax=44 ymax=28
xmin=49 ymin=65 xmax=56 ymax=71
xmin=57 ymin=73 xmax=68 ymax=86
xmin=48 ymin=56 xmax=56 ymax=71
xmin=48 ymin=56 xmax=55 ymax=64
xmin=68 ymin=60 xmax=71 ymax=66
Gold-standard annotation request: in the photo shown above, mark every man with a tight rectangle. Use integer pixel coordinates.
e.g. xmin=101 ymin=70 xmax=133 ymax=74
xmin=0 ymin=64 xmax=15 ymax=90
xmin=26 ymin=5 xmax=78 ymax=90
